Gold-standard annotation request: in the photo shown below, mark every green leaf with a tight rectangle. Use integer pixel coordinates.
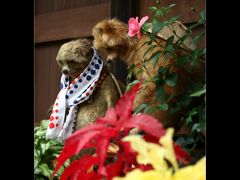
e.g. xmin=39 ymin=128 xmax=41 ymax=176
xmin=186 ymin=108 xmax=197 ymax=125
xmin=127 ymin=64 xmax=135 ymax=80
xmin=34 ymin=157 xmax=40 ymax=170
xmin=40 ymin=120 xmax=50 ymax=129
xmin=157 ymin=103 xmax=168 ymax=111
xmin=176 ymin=54 xmax=190 ymax=66
xmin=149 ymin=6 xmax=157 ymax=12
xmin=165 ymin=73 xmax=177 ymax=87
xmin=167 ymin=16 xmax=180 ymax=24
xmin=38 ymin=163 xmax=52 ymax=178
xmin=191 ymin=123 xmax=201 ymax=133
xmin=34 ymin=167 xmax=42 ymax=175
xmin=144 ymin=45 xmax=157 ymax=58
xmin=125 ymin=80 xmax=140 ymax=92
xmin=168 ymin=4 xmax=176 ymax=8
xmin=156 ymin=83 xmax=165 ymax=102
xmin=152 ymin=17 xmax=166 ymax=34
xmin=149 ymin=51 xmax=161 ymax=67
xmin=199 ymin=10 xmax=206 ymax=23
xmin=176 ymin=137 xmax=194 ymax=147
xmin=35 ymin=130 xmax=47 ymax=137
xmin=134 ymin=103 xmax=151 ymax=114
xmin=41 ymin=142 xmax=50 ymax=155
xmin=166 ymin=35 xmax=174 ymax=47
xmin=191 ymin=49 xmax=205 ymax=61
xmin=192 ymin=32 xmax=205 ymax=45
xmin=190 ymin=88 xmax=206 ymax=97
xmin=136 ymin=68 xmax=143 ymax=78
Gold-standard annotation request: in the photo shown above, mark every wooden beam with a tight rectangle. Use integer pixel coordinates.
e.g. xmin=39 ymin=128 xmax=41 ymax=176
xmin=35 ymin=3 xmax=111 ymax=43
xmin=139 ymin=0 xmax=205 ymax=24
xmin=111 ymin=0 xmax=139 ymax=23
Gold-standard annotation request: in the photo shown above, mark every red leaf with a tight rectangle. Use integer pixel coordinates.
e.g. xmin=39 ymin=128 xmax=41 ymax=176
xmin=104 ymin=107 xmax=118 ymax=123
xmin=96 ymin=138 xmax=109 ymax=176
xmin=115 ymin=83 xmax=140 ymax=119
xmin=123 ymin=114 xmax=166 ymax=138
xmin=135 ymin=164 xmax=153 ymax=171
xmin=67 ymin=124 xmax=105 ymax=142
xmin=82 ymin=172 xmax=103 ymax=180
xmin=174 ymin=142 xmax=191 ymax=165
xmin=53 ymin=125 xmax=104 ymax=176
xmin=74 ymin=130 xmax=102 ymax=154
xmin=118 ymin=141 xmax=138 ymax=174
xmin=105 ymin=155 xmax=123 ymax=180
xmin=59 ymin=155 xmax=97 ymax=180
xmin=143 ymin=134 xmax=159 ymax=143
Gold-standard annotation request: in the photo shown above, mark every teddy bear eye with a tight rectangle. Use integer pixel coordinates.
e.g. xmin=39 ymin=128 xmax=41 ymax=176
xmin=68 ymin=60 xmax=75 ymax=64
xmin=106 ymin=47 xmax=113 ymax=51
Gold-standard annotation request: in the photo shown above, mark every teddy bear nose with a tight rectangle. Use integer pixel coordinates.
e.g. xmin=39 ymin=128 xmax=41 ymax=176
xmin=62 ymin=69 xmax=69 ymax=74
xmin=107 ymin=59 xmax=112 ymax=63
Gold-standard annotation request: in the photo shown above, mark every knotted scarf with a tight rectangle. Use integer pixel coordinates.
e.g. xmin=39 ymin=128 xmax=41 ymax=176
xmin=46 ymin=48 xmax=103 ymax=141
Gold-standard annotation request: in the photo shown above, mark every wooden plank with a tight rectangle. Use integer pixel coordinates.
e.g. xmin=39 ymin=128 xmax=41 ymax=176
xmin=35 ymin=3 xmax=111 ymax=43
xmin=139 ymin=0 xmax=205 ymax=23
xmin=35 ymin=42 xmax=62 ymax=125
xmin=35 ymin=0 xmax=110 ymax=15
xmin=111 ymin=0 xmax=139 ymax=22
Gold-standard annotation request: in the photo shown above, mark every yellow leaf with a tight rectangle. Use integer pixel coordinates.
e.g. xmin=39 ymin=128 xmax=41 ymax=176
xmin=159 ymin=128 xmax=178 ymax=170
xmin=113 ymin=169 xmax=172 ymax=180
xmin=173 ymin=156 xmax=206 ymax=180
xmin=123 ymin=135 xmax=169 ymax=173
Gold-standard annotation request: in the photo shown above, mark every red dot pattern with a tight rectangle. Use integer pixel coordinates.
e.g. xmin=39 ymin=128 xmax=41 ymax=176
xmin=48 ymin=58 xmax=102 ymax=131
xmin=49 ymin=123 xmax=54 ymax=129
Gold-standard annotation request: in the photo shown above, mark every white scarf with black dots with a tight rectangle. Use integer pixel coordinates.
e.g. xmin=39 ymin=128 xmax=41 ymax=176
xmin=46 ymin=48 xmax=103 ymax=141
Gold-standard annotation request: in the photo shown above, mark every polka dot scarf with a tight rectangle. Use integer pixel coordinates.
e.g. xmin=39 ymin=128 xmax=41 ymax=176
xmin=46 ymin=48 xmax=103 ymax=141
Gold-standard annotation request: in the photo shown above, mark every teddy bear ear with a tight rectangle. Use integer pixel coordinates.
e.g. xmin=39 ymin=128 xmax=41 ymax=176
xmin=97 ymin=27 xmax=103 ymax=33
xmin=86 ymin=47 xmax=94 ymax=57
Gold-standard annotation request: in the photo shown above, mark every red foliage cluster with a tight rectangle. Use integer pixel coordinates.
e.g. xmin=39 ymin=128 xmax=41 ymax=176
xmin=53 ymin=83 xmax=190 ymax=180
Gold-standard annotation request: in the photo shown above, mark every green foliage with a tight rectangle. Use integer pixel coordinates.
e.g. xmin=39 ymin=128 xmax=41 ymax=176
xmin=165 ymin=73 xmax=177 ymax=87
xmin=152 ymin=17 xmax=166 ymax=34
xmin=129 ymin=0 xmax=205 ymax=160
xmin=34 ymin=120 xmax=65 ymax=180
xmin=149 ymin=3 xmax=176 ymax=18
xmin=125 ymin=80 xmax=140 ymax=92
xmin=150 ymin=51 xmax=162 ymax=67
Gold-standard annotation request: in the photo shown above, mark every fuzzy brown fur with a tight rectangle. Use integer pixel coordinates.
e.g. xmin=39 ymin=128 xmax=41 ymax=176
xmin=92 ymin=19 xmax=205 ymax=128
xmin=50 ymin=38 xmax=124 ymax=130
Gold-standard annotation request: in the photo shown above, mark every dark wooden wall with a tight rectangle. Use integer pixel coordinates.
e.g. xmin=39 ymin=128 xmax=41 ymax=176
xmin=34 ymin=0 xmax=205 ymax=126
xmin=35 ymin=0 xmax=111 ymax=126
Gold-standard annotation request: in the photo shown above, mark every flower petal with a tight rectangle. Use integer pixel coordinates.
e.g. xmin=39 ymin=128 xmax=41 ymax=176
xmin=139 ymin=16 xmax=149 ymax=26
xmin=128 ymin=17 xmax=140 ymax=32
xmin=128 ymin=29 xmax=136 ymax=37
xmin=137 ymin=31 xmax=141 ymax=39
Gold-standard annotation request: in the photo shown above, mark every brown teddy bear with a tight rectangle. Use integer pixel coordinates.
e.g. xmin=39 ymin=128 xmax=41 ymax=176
xmin=92 ymin=19 xmax=204 ymax=128
xmin=47 ymin=38 xmax=124 ymax=140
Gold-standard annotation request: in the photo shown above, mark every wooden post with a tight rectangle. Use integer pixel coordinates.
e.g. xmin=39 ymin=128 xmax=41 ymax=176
xmin=110 ymin=0 xmax=139 ymax=84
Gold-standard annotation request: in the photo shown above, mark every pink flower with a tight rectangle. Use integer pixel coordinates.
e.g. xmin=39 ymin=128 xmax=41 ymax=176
xmin=128 ymin=16 xmax=149 ymax=39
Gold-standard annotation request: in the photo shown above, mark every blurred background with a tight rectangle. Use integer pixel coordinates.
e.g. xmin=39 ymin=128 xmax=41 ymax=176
xmin=34 ymin=0 xmax=205 ymax=126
